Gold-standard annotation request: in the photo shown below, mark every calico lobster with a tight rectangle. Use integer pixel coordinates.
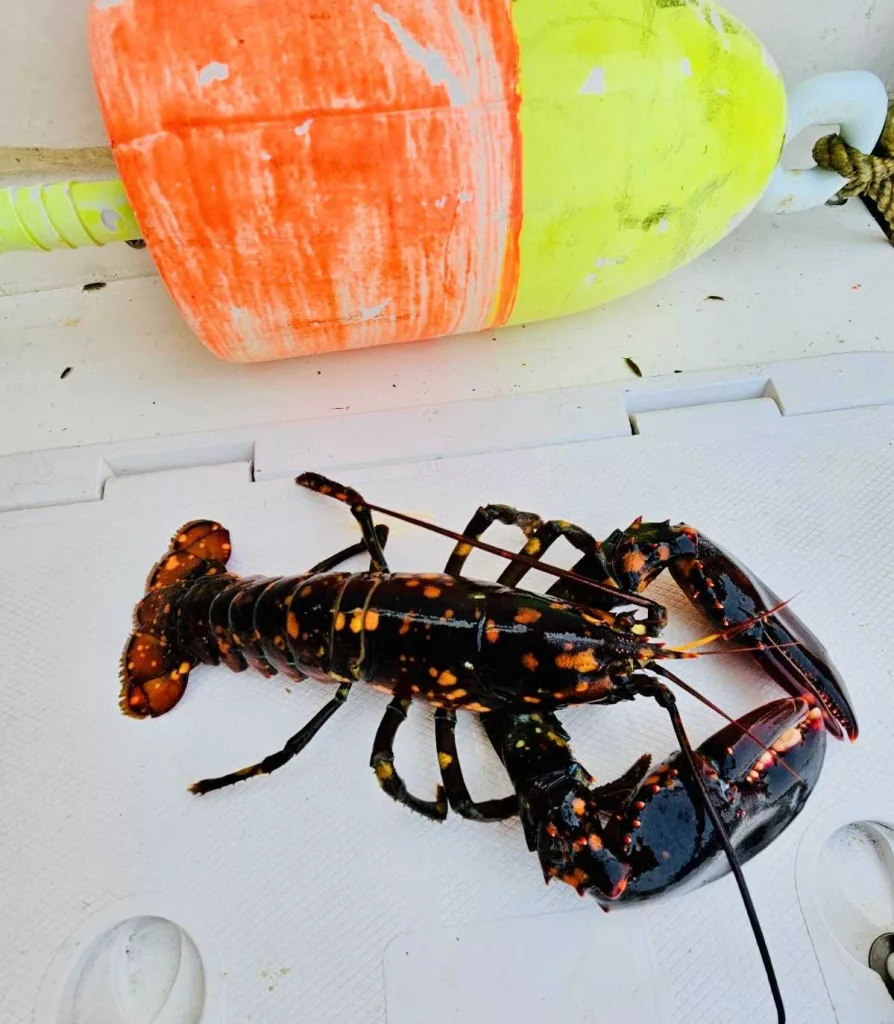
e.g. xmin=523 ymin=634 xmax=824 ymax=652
xmin=120 ymin=472 xmax=857 ymax=1023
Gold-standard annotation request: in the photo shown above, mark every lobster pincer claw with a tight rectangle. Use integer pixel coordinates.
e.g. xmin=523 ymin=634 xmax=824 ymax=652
xmin=495 ymin=698 xmax=826 ymax=905
xmin=603 ymin=520 xmax=858 ymax=740
xmin=666 ymin=531 xmax=858 ymax=740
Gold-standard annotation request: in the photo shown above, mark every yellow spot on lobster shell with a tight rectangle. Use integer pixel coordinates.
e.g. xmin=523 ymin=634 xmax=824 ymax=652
xmin=465 ymin=702 xmax=490 ymax=713
xmin=523 ymin=537 xmax=541 ymax=555
xmin=455 ymin=543 xmax=472 ymax=558
xmin=349 ymin=610 xmax=363 ymax=633
xmin=364 ymin=610 xmax=380 ymax=631
xmin=445 ymin=688 xmax=467 ymax=701
xmin=437 ymin=670 xmax=457 ymax=688
xmin=375 ymin=761 xmax=393 ymax=781
xmin=438 ymin=752 xmax=453 ymax=769
xmin=179 ymin=662 xmax=190 ymax=674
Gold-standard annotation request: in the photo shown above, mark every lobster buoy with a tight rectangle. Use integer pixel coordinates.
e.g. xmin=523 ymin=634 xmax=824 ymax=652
xmin=86 ymin=0 xmax=886 ymax=362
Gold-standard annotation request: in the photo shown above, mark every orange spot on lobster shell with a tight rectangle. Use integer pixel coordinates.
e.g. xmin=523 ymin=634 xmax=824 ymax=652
xmin=514 ymin=607 xmax=541 ymax=625
xmin=364 ymin=610 xmax=380 ymax=631
xmin=572 ymin=797 xmax=586 ymax=816
xmin=286 ymin=612 xmax=300 ymax=639
xmin=554 ymin=650 xmax=599 ymax=673
xmin=437 ymin=670 xmax=457 ymax=688
xmin=621 ymin=550 xmax=648 ymax=574
xmin=560 ymin=868 xmax=590 ymax=895
xmin=423 ymin=585 xmax=441 ymax=599
xmin=521 ymin=653 xmax=538 ymax=672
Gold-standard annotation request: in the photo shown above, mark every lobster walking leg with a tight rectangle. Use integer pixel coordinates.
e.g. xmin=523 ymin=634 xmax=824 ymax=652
xmin=443 ymin=504 xmax=542 ymax=576
xmin=433 ymin=709 xmax=517 ymax=821
xmin=299 ymin=472 xmax=389 ymax=571
xmin=445 ymin=504 xmax=667 ymax=629
xmin=370 ymin=696 xmax=447 ymax=821
xmin=190 ymin=682 xmax=353 ymax=794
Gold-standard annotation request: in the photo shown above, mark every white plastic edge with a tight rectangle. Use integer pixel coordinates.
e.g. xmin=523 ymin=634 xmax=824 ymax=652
xmin=1 ymin=352 xmax=892 ymax=515
xmin=758 ymin=71 xmax=890 ymax=214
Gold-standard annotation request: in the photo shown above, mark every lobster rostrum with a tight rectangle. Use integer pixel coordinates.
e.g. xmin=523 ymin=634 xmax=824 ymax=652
xmin=120 ymin=473 xmax=857 ymax=1023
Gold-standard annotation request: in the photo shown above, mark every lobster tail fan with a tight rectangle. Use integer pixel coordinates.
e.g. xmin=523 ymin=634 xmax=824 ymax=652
xmin=120 ymin=520 xmax=233 ymax=718
xmin=145 ymin=519 xmax=232 ymax=590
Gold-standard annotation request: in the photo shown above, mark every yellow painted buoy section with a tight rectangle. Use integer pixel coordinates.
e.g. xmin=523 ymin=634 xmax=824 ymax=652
xmin=511 ymin=0 xmax=786 ymax=324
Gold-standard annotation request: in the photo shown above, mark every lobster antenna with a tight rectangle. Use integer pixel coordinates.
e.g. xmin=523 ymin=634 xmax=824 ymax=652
xmin=651 ymin=686 xmax=785 ymax=1023
xmin=666 ymin=599 xmax=793 ymax=653
xmin=296 ymin=474 xmax=656 ymax=610
xmin=651 ymin=663 xmax=803 ymax=785
xmin=689 ymin=641 xmax=803 ymax=657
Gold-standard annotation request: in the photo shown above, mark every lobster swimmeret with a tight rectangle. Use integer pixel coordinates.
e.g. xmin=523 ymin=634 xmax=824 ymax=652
xmin=119 ymin=473 xmax=857 ymax=1023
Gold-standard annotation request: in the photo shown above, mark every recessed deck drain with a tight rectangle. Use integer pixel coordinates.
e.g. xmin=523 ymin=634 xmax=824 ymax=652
xmin=868 ymin=933 xmax=894 ymax=1000
xmin=36 ymin=905 xmax=216 ymax=1024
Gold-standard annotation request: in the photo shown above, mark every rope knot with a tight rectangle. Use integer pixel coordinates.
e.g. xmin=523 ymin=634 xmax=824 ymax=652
xmin=813 ymin=100 xmax=894 ymax=239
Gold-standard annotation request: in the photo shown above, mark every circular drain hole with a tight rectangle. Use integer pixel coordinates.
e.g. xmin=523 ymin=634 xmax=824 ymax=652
xmin=868 ymin=933 xmax=894 ymax=999
xmin=54 ymin=915 xmax=206 ymax=1024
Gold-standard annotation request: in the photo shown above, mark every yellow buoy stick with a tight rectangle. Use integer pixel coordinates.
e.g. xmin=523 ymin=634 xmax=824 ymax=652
xmin=0 ymin=178 xmax=141 ymax=252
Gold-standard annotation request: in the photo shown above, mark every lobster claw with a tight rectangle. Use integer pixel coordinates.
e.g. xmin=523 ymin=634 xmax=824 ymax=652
xmin=518 ymin=698 xmax=826 ymax=905
xmin=667 ymin=531 xmax=858 ymax=741
xmin=611 ymin=697 xmax=827 ymax=901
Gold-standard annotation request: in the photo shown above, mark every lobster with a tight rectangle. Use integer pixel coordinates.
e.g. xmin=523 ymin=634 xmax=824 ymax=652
xmin=119 ymin=472 xmax=857 ymax=1023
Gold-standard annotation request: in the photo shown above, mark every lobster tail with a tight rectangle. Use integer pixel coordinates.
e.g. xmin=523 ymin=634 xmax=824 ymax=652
xmin=120 ymin=520 xmax=233 ymax=718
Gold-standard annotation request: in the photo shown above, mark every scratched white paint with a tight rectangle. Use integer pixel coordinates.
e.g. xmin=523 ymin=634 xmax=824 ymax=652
xmin=100 ymin=207 xmax=122 ymax=231
xmin=579 ymin=67 xmax=606 ymax=96
xmin=458 ymin=191 xmax=473 ymax=203
xmin=710 ymin=10 xmax=731 ymax=49
xmin=359 ymin=298 xmax=392 ymax=321
xmin=94 ymin=0 xmax=125 ymax=8
xmin=196 ymin=62 xmax=229 ymax=87
xmin=372 ymin=5 xmax=469 ymax=107
xmin=762 ymin=46 xmax=782 ymax=77
xmin=293 ymin=119 xmax=313 ymax=136
xmin=4 ymin=0 xmax=892 ymax=154
xmin=726 ymin=196 xmax=761 ymax=234
xmin=657 ymin=217 xmax=670 ymax=234
xmin=452 ymin=2 xmax=514 ymax=335
xmin=680 ymin=57 xmax=693 ymax=78
xmin=595 ymin=257 xmax=625 ymax=268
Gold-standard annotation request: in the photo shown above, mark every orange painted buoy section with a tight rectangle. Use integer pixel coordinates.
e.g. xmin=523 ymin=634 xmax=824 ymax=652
xmin=89 ymin=0 xmax=522 ymax=361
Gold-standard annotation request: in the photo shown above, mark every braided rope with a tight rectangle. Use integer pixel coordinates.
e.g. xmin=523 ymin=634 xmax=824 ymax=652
xmin=813 ymin=99 xmax=894 ymax=238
